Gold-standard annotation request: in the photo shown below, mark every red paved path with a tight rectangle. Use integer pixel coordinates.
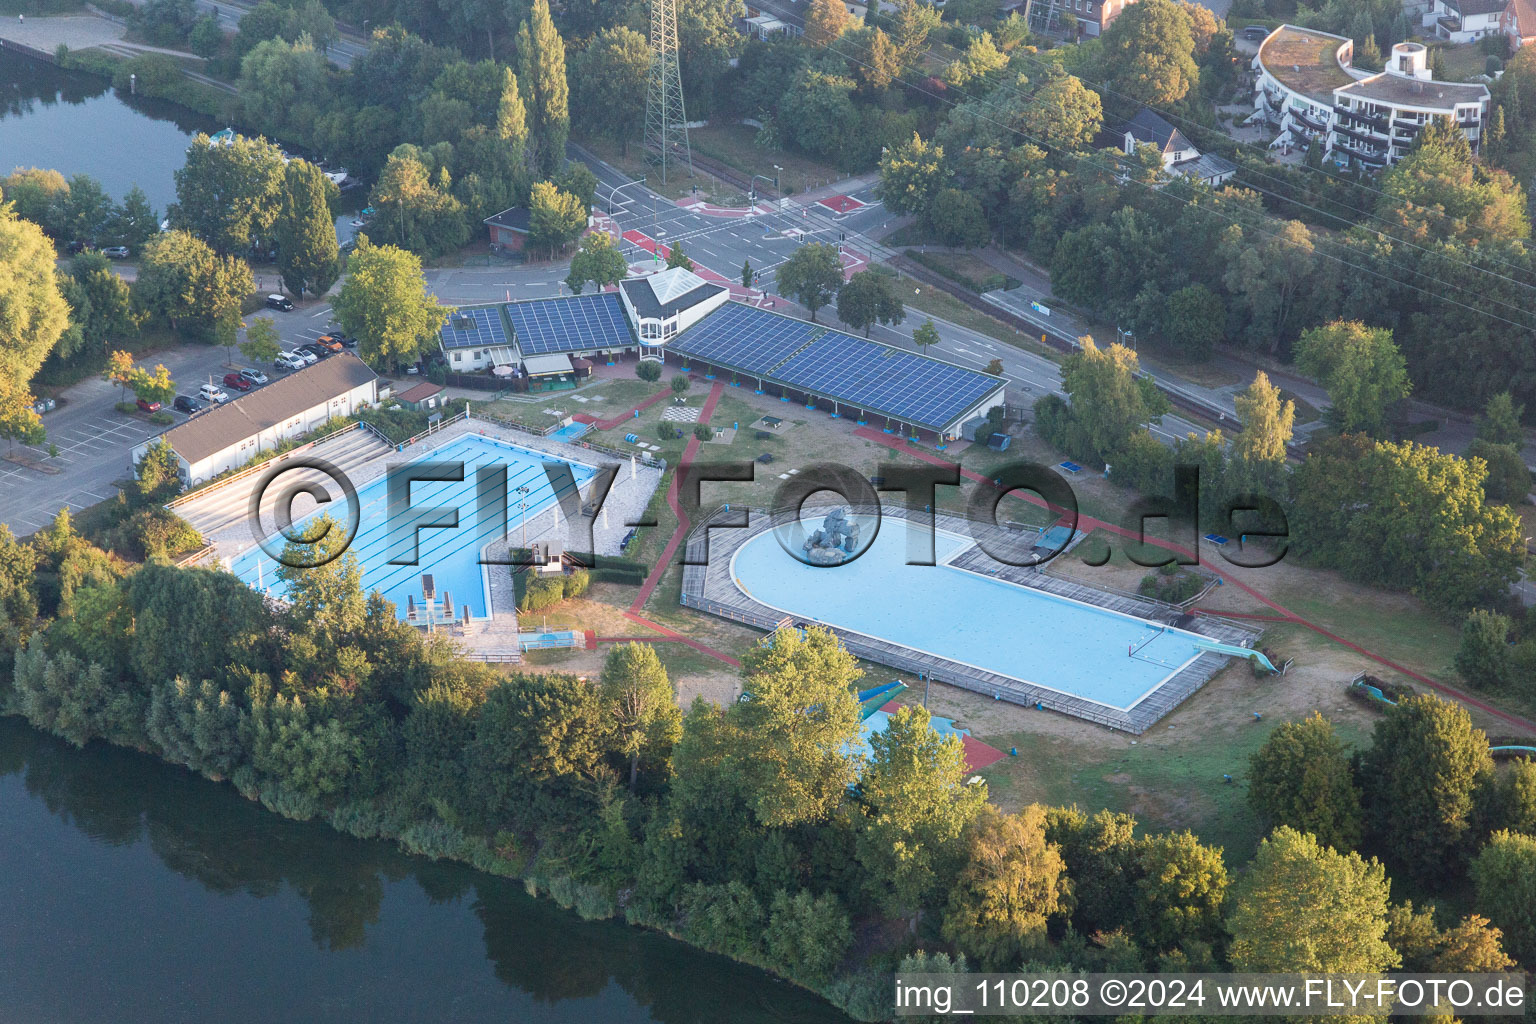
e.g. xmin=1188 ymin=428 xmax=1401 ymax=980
xmin=850 ymin=427 xmax=1536 ymax=736
xmin=571 ymin=388 xmax=671 ymax=431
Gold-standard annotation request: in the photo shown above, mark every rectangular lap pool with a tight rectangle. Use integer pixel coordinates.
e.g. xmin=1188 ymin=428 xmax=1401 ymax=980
xmin=230 ymin=434 xmax=596 ymax=620
xmin=729 ymin=517 xmax=1214 ymax=711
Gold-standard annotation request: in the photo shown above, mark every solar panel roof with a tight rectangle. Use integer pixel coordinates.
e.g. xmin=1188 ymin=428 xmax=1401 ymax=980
xmin=667 ymin=303 xmax=819 ymax=376
xmin=505 ymin=293 xmax=633 ymax=355
xmin=439 ymin=305 xmax=508 ymax=351
xmin=773 ymin=331 xmax=1003 ymax=429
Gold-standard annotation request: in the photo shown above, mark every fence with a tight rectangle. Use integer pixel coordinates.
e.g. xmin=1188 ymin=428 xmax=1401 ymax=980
xmin=0 ymin=38 xmax=57 ymax=63
xmin=444 ymin=372 xmax=509 ymax=391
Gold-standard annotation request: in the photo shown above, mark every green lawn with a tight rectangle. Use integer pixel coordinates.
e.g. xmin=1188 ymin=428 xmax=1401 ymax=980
xmin=687 ymin=122 xmax=846 ymax=197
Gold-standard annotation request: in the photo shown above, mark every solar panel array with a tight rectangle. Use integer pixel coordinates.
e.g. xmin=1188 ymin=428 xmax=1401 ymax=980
xmin=504 ymin=293 xmax=633 ymax=355
xmin=773 ymin=331 xmax=1002 ymax=429
xmin=668 ymin=303 xmax=820 ymax=376
xmin=439 ymin=305 xmax=507 ymax=351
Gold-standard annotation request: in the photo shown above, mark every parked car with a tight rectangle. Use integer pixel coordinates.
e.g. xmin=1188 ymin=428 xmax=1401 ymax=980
xmin=291 ymin=347 xmax=318 ymax=365
xmin=274 ymin=351 xmax=306 ymax=371
xmin=198 ymin=383 xmax=230 ymax=404
xmin=136 ymin=397 xmax=161 ymax=413
xmin=1242 ymin=24 xmax=1268 ymax=39
xmin=312 ymin=335 xmax=344 ymax=353
xmin=299 ymin=343 xmax=332 ymax=360
xmin=101 ymin=246 xmax=130 ymax=258
xmin=222 ymin=372 xmax=253 ymax=392
xmin=238 ymin=367 xmax=269 ymax=385
xmin=333 ymin=333 xmax=358 ymax=348
xmin=65 ymin=241 xmax=87 ymax=255
xmin=173 ymin=395 xmax=202 ymax=414
xmin=265 ymin=294 xmax=294 ymax=312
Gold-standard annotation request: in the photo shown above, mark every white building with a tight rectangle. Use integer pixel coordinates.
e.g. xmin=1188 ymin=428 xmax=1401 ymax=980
xmin=617 ymin=267 xmax=730 ymax=356
xmin=1253 ymin=27 xmax=1490 ymax=169
xmin=132 ymin=355 xmax=378 ymax=486
xmin=1424 ymin=0 xmax=1513 ymax=42
xmin=1122 ymin=108 xmax=1239 ymax=185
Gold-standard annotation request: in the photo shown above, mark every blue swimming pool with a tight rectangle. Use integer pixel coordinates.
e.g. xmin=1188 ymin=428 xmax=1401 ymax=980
xmin=730 ymin=517 xmax=1210 ymax=711
xmin=230 ymin=434 xmax=596 ymax=620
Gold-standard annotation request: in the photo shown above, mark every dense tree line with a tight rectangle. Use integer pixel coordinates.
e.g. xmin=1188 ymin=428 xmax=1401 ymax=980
xmin=0 ymin=509 xmax=1531 ymax=1017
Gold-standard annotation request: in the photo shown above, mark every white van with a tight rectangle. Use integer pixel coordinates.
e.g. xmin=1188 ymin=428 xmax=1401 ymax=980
xmin=198 ymin=383 xmax=230 ymax=404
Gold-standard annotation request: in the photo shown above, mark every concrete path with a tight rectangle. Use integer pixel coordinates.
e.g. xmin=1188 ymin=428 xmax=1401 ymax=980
xmin=0 ymin=14 xmax=201 ymax=59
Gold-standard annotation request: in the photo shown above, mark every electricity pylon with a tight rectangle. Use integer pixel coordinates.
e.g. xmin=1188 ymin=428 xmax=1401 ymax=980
xmin=644 ymin=0 xmax=692 ymax=185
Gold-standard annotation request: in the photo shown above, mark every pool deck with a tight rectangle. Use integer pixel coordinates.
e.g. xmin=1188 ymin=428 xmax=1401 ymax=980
xmin=681 ymin=504 xmax=1262 ymax=734
xmin=177 ymin=415 xmax=665 ymax=663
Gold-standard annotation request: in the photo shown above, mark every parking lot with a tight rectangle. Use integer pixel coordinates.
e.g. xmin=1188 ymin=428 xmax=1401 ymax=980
xmin=1 ymin=343 xmax=234 ymax=536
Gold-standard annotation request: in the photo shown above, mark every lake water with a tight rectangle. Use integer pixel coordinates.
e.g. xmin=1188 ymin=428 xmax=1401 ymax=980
xmin=0 ymin=718 xmax=852 ymax=1023
xmin=0 ymin=55 xmax=222 ymax=214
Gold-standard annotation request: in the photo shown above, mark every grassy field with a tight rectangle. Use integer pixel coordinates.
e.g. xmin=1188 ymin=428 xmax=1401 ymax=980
xmin=687 ymin=122 xmax=847 ymax=198
xmin=906 ymin=250 xmax=1017 ymax=294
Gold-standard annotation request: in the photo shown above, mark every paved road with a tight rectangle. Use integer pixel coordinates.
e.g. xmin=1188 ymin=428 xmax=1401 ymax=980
xmin=114 ymin=0 xmax=368 ymax=67
xmin=1 ymin=344 xmax=235 ymax=536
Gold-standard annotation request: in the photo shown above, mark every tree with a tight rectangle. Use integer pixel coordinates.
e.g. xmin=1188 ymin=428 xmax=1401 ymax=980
xmin=1471 ymin=831 xmax=1536 ymax=964
xmin=742 ymin=260 xmax=754 ymax=289
xmin=1222 ymin=219 xmax=1321 ymax=354
xmin=1360 ymin=693 xmax=1495 ymax=884
xmin=59 ymin=175 xmax=115 ymax=247
xmin=109 ymin=186 xmax=160 ymax=250
xmin=189 ymin=14 xmax=225 ymax=58
xmin=804 ymin=0 xmax=850 ymax=47
xmin=1135 ymin=830 xmax=1229 ymax=954
xmin=731 ymin=626 xmax=863 ymax=828
xmin=836 ymin=270 xmax=906 ymax=337
xmin=1380 ymin=116 xmax=1529 ymax=245
xmin=1291 ymin=435 xmax=1524 ymax=611
xmin=240 ymin=317 xmax=283 ymax=366
xmin=665 ymin=241 xmax=695 ymax=272
xmin=2 ymin=168 xmax=69 ymax=237
xmin=599 ymin=643 xmax=681 ymax=790
xmin=104 ymin=350 xmax=136 ymax=402
xmin=133 ymin=230 xmax=253 ymax=343
xmin=1160 ymin=283 xmax=1223 ymax=360
xmin=368 ymin=153 xmax=470 ymax=258
xmin=1058 ymin=338 xmax=1170 ymax=461
xmin=275 ymin=160 xmax=340 ymax=299
xmin=332 ymin=235 xmax=449 ymax=371
xmin=565 ymin=232 xmax=627 ymax=295
xmin=528 ymin=181 xmax=586 ymax=257
xmin=170 ymin=132 xmax=286 ymax=255
xmin=876 ymin=134 xmax=949 ymax=219
xmin=570 ymin=27 xmax=648 ymax=154
xmin=516 ymin=0 xmax=570 ymax=178
xmin=494 ymin=66 xmax=530 ymax=176
xmin=943 ymin=31 xmax=1008 ymax=89
xmin=1246 ymin=713 xmax=1364 ymax=852
xmin=0 ymin=197 xmax=71 ymax=439
xmin=129 ymin=363 xmax=176 ymax=406
xmin=1232 ymin=371 xmax=1296 ymax=469
xmin=1476 ymin=392 xmax=1524 ymax=447
xmin=889 ymin=0 xmax=942 ymax=64
xmin=1020 ymin=75 xmax=1104 ymax=153
xmin=913 ymin=319 xmax=940 ymax=354
xmin=237 ymin=36 xmax=330 ymax=148
xmin=1294 ymin=320 xmax=1411 ymax=437
xmin=670 ymin=374 xmax=689 ymax=396
xmin=60 ymin=252 xmax=138 ymax=362
xmin=636 ymin=360 xmax=662 ymax=383
xmin=764 ymin=890 xmax=852 ymax=987
xmin=925 ymin=188 xmax=989 ymax=249
xmin=942 ymin=804 xmax=1066 ymax=969
xmin=775 ymin=243 xmax=843 ymax=323
xmin=1097 ymin=0 xmax=1200 ymax=106
xmin=856 ymin=706 xmax=988 ymax=930
xmin=1457 ymin=609 xmax=1513 ymax=693
xmin=1228 ymin=827 xmax=1399 ymax=975
xmin=781 ymin=69 xmax=858 ymax=162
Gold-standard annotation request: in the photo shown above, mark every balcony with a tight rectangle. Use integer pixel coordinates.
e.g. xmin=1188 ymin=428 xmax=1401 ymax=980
xmin=1334 ymin=123 xmax=1384 ymax=147
xmin=1392 ymin=118 xmax=1426 ymax=133
xmin=1288 ymin=106 xmax=1331 ymax=133
xmin=1337 ymin=107 xmax=1388 ymax=132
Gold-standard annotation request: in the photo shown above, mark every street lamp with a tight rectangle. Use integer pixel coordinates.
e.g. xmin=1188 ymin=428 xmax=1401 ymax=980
xmin=605 ymin=176 xmax=647 ymax=219
xmin=515 ymin=485 xmax=531 ymax=546
xmin=1116 ymin=325 xmax=1135 ymax=351
xmin=749 ymin=173 xmax=778 ymax=207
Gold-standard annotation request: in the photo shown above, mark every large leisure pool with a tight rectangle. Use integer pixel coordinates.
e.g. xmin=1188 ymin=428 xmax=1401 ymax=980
xmin=230 ymin=434 xmax=596 ymax=620
xmin=730 ymin=517 xmax=1211 ymax=711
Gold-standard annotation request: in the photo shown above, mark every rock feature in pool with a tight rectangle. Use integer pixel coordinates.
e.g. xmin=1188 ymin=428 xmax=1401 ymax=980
xmin=801 ymin=507 xmax=862 ymax=565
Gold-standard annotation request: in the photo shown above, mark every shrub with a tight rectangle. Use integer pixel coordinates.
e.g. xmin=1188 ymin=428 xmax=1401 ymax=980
xmin=399 ymin=818 xmax=469 ymax=860
xmin=671 ymin=374 xmax=689 ymax=395
xmin=637 ymin=360 xmax=662 ymax=383
xmin=693 ymin=424 xmax=713 ymax=441
xmin=148 ymin=411 xmax=174 ymax=425
xmin=657 ymin=422 xmax=679 ymax=441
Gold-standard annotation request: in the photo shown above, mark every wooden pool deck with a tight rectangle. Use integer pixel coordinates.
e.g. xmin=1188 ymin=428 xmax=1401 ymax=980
xmin=680 ymin=505 xmax=1263 ymax=734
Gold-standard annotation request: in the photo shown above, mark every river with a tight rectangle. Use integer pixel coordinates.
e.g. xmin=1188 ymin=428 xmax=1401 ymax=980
xmin=0 ymin=55 xmax=223 ymax=214
xmin=0 ymin=718 xmax=851 ymax=1023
